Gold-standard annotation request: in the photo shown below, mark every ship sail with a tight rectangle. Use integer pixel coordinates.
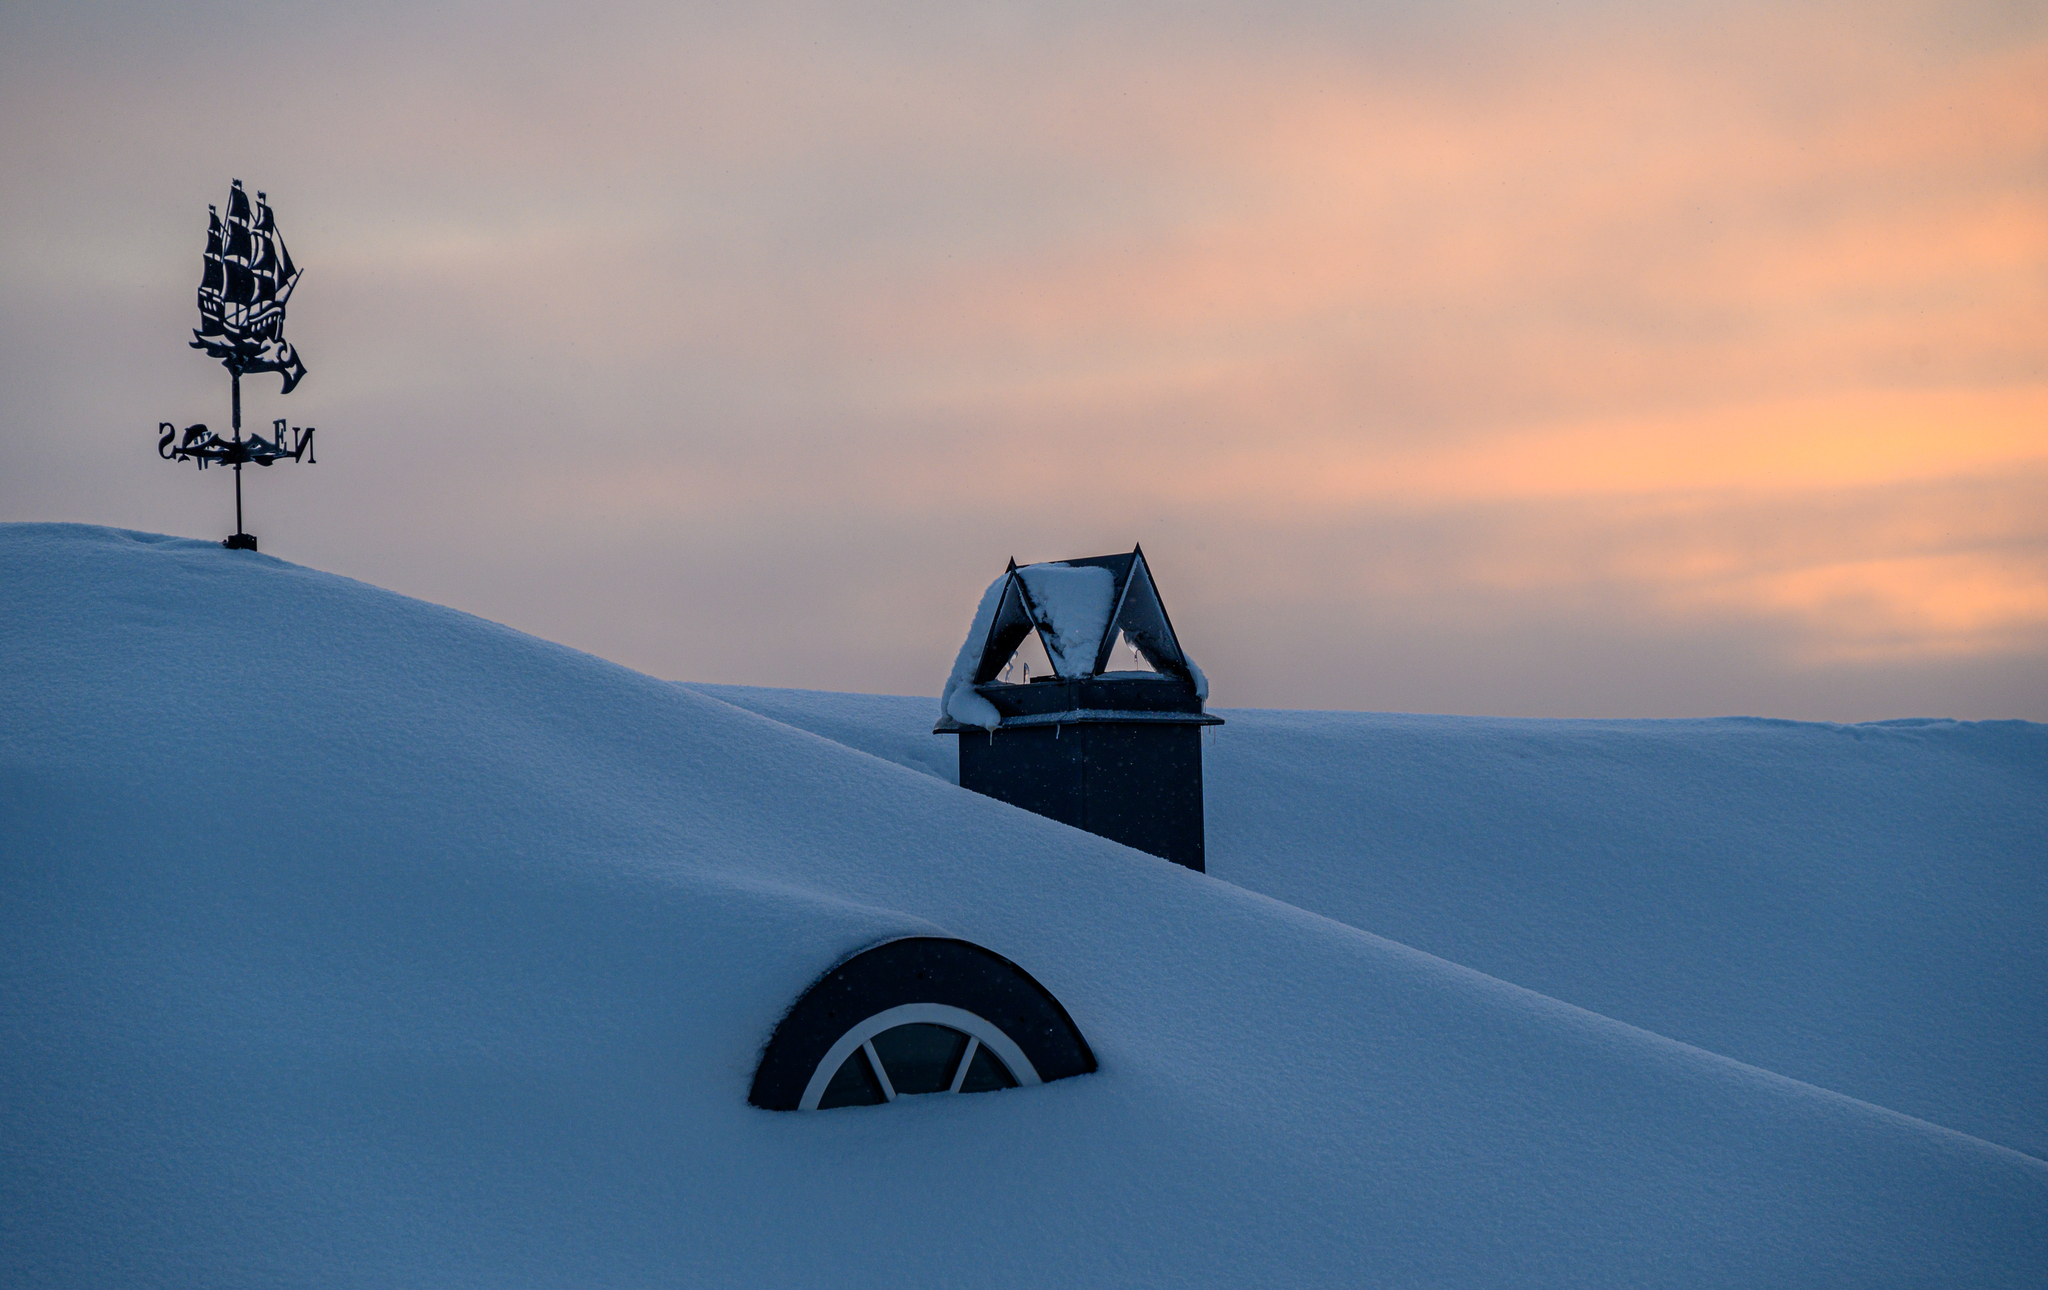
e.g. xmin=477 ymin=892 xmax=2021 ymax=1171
xmin=251 ymin=223 xmax=275 ymax=301
xmin=273 ymin=213 xmax=298 ymax=301
xmin=200 ymin=212 xmax=224 ymax=293
xmin=260 ymin=195 xmax=300 ymax=306
xmin=225 ymin=183 xmax=253 ymax=262
xmin=196 ymin=209 xmax=227 ymax=337
xmin=191 ymin=179 xmax=308 ymax=394
xmin=225 ymin=259 xmax=256 ymax=308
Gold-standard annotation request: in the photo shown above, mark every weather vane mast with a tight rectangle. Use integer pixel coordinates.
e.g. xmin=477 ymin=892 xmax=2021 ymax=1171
xmin=157 ymin=179 xmax=317 ymax=551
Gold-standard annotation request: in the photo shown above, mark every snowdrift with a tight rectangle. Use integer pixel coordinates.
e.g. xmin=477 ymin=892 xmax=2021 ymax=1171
xmin=5 ymin=523 xmax=2045 ymax=1288
xmin=697 ymin=685 xmax=2048 ymax=1162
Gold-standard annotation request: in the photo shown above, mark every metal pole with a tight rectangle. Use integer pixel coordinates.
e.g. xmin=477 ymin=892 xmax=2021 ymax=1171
xmin=232 ymin=371 xmax=244 ymax=538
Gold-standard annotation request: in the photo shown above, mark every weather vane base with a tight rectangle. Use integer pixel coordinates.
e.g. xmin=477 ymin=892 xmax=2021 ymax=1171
xmin=223 ymin=534 xmax=259 ymax=551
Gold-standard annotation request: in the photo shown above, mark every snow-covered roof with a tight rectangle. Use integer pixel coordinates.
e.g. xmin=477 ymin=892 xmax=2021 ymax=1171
xmin=5 ymin=522 xmax=2046 ymax=1287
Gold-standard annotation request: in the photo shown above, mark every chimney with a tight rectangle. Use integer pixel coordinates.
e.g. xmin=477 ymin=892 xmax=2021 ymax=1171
xmin=934 ymin=546 xmax=1220 ymax=871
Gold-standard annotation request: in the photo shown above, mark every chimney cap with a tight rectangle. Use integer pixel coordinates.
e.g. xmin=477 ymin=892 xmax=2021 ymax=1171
xmin=937 ymin=545 xmax=1215 ymax=733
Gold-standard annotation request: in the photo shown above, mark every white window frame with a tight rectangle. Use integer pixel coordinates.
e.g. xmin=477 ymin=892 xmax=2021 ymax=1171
xmin=797 ymin=1003 xmax=1043 ymax=1111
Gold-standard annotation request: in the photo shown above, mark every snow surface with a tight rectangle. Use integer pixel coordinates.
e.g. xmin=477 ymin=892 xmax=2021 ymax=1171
xmin=7 ymin=523 xmax=2048 ymax=1287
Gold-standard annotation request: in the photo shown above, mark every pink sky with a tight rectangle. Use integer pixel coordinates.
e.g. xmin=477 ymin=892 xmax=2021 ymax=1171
xmin=3 ymin=0 xmax=2042 ymax=716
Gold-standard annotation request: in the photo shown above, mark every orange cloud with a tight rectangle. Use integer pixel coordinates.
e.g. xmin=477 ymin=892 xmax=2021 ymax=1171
xmin=1678 ymin=550 xmax=2048 ymax=663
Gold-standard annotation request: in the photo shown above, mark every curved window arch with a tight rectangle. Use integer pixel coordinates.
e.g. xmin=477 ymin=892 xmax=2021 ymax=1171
xmin=750 ymin=937 xmax=1094 ymax=1111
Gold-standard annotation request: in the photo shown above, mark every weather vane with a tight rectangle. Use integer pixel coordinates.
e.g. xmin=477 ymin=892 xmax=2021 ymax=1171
xmin=157 ymin=179 xmax=317 ymax=551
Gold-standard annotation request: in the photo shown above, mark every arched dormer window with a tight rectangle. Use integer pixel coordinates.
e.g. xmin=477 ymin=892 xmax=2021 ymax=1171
xmin=749 ymin=938 xmax=1095 ymax=1111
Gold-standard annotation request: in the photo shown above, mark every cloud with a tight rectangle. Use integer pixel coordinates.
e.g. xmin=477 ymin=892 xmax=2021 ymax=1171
xmin=2 ymin=0 xmax=2043 ymax=716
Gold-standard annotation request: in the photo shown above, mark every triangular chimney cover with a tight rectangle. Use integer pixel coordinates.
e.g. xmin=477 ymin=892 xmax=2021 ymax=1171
xmin=967 ymin=547 xmax=1191 ymax=684
xmin=1087 ymin=546 xmax=1188 ymax=680
xmin=994 ymin=621 xmax=1055 ymax=683
xmin=970 ymin=562 xmax=1041 ymax=684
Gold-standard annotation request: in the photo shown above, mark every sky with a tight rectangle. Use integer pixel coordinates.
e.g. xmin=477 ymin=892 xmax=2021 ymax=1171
xmin=2 ymin=0 xmax=2043 ymax=718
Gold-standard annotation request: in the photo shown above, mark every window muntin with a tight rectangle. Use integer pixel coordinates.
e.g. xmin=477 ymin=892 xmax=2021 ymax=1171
xmin=870 ymin=1023 xmax=970 ymax=1095
xmin=797 ymin=1003 xmax=1038 ymax=1111
xmin=955 ymin=1041 xmax=1018 ymax=1093
xmin=816 ymin=1045 xmax=889 ymax=1110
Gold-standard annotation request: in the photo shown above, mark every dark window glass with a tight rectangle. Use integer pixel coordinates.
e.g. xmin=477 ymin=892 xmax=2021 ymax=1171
xmin=870 ymin=1024 xmax=969 ymax=1096
xmin=817 ymin=1046 xmax=887 ymax=1108
xmin=957 ymin=1042 xmax=1018 ymax=1093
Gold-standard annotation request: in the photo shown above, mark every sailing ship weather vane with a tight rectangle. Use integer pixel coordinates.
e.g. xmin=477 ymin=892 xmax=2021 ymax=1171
xmin=157 ymin=179 xmax=318 ymax=551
